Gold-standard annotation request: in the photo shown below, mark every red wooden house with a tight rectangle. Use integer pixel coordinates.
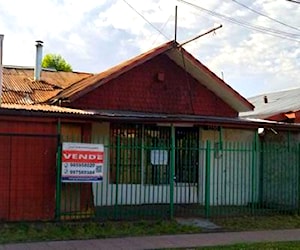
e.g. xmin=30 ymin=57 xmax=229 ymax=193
xmin=1 ymin=40 xmax=300 ymax=221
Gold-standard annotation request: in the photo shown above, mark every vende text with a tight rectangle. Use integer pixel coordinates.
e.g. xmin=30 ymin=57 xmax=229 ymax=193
xmin=62 ymin=150 xmax=104 ymax=163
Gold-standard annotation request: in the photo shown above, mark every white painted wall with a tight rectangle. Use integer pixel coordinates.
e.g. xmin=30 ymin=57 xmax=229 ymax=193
xmin=91 ymin=124 xmax=259 ymax=207
xmin=199 ymin=128 xmax=259 ymax=206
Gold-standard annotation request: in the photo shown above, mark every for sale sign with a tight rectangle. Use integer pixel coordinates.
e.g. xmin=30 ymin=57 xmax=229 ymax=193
xmin=61 ymin=142 xmax=104 ymax=183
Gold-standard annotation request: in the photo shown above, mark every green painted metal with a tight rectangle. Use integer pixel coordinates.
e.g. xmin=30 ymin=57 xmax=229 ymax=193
xmin=251 ymin=133 xmax=258 ymax=214
xmin=114 ymin=135 xmax=121 ymax=219
xmin=298 ymin=143 xmax=300 ymax=215
xmin=52 ymin=125 xmax=300 ymax=221
xmin=205 ymin=140 xmax=211 ymax=218
xmin=55 ymin=120 xmax=62 ymax=220
xmin=169 ymin=124 xmax=175 ymax=219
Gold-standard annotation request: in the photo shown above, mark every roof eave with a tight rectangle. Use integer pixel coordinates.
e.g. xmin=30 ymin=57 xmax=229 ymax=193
xmin=166 ymin=48 xmax=254 ymax=112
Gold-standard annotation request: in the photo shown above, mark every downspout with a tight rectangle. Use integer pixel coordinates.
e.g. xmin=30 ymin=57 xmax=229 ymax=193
xmin=0 ymin=34 xmax=4 ymax=107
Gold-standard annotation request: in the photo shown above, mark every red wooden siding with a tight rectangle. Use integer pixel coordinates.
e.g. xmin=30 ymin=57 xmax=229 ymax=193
xmin=71 ymin=54 xmax=238 ymax=117
xmin=0 ymin=118 xmax=57 ymax=221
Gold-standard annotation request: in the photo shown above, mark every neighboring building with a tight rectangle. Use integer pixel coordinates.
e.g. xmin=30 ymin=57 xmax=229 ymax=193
xmin=240 ymin=87 xmax=300 ymax=123
xmin=2 ymin=65 xmax=93 ymax=105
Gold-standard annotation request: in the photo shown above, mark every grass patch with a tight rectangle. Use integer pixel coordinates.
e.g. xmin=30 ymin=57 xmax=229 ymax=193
xmin=1 ymin=215 xmax=300 ymax=244
xmin=212 ymin=214 xmax=300 ymax=231
xmin=0 ymin=220 xmax=201 ymax=244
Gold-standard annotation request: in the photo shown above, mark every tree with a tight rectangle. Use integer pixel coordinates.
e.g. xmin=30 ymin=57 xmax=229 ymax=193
xmin=42 ymin=53 xmax=72 ymax=72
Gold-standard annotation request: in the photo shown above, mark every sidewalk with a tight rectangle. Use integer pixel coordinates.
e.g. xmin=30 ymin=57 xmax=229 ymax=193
xmin=1 ymin=229 xmax=300 ymax=250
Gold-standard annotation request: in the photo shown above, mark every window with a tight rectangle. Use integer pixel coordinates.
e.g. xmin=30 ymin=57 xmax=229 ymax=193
xmin=144 ymin=126 xmax=170 ymax=185
xmin=110 ymin=124 xmax=142 ymax=184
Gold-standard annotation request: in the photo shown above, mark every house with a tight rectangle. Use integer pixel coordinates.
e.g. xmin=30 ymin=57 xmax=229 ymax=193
xmin=240 ymin=87 xmax=300 ymax=123
xmin=0 ymin=64 xmax=95 ymax=221
xmin=1 ymin=39 xmax=300 ymax=221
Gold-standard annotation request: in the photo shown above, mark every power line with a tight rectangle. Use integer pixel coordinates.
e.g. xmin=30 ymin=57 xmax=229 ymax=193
xmin=231 ymin=0 xmax=300 ymax=32
xmin=151 ymin=14 xmax=173 ymax=45
xmin=178 ymin=0 xmax=300 ymax=42
xmin=286 ymin=0 xmax=300 ymax=3
xmin=122 ymin=0 xmax=171 ymax=41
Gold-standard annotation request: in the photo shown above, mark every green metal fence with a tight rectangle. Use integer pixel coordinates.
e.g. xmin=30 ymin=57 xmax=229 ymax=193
xmin=56 ymin=134 xmax=300 ymax=221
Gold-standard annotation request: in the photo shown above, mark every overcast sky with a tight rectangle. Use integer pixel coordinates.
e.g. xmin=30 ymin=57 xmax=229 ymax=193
xmin=0 ymin=0 xmax=299 ymax=97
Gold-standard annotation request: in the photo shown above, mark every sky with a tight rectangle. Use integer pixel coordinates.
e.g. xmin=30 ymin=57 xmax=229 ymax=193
xmin=0 ymin=0 xmax=299 ymax=98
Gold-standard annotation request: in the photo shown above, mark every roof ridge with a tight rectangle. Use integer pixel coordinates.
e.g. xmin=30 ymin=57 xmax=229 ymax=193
xmin=249 ymin=86 xmax=300 ymax=99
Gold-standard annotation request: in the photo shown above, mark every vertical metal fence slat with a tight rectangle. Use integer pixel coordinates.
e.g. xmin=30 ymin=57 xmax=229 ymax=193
xmin=114 ymin=136 xmax=120 ymax=219
xmin=169 ymin=125 xmax=175 ymax=219
xmin=298 ymin=143 xmax=300 ymax=215
xmin=55 ymin=133 xmax=62 ymax=220
xmin=251 ymin=135 xmax=257 ymax=215
xmin=205 ymin=140 xmax=211 ymax=218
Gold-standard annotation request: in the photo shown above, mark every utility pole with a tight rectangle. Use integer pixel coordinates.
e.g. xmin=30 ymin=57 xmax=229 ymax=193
xmin=174 ymin=6 xmax=222 ymax=46
xmin=174 ymin=5 xmax=178 ymax=42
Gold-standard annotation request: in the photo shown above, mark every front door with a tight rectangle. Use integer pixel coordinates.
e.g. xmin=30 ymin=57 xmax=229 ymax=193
xmin=175 ymin=127 xmax=199 ymax=184
xmin=174 ymin=127 xmax=199 ymax=205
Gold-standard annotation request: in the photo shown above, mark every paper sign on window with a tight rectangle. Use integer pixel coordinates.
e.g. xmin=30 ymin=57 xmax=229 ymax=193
xmin=150 ymin=150 xmax=168 ymax=165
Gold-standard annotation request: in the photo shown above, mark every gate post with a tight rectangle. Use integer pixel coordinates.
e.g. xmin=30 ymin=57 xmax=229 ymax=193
xmin=298 ymin=143 xmax=300 ymax=215
xmin=251 ymin=133 xmax=259 ymax=214
xmin=55 ymin=120 xmax=62 ymax=220
xmin=169 ymin=124 xmax=175 ymax=219
xmin=205 ymin=140 xmax=211 ymax=218
xmin=114 ymin=135 xmax=121 ymax=219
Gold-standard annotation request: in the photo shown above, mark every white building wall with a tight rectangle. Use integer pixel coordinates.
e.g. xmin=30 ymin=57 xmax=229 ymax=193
xmin=91 ymin=124 xmax=260 ymax=207
xmin=199 ymin=128 xmax=259 ymax=206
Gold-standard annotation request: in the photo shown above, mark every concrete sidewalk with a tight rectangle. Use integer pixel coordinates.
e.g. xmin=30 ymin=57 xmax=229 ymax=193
xmin=1 ymin=229 xmax=300 ymax=250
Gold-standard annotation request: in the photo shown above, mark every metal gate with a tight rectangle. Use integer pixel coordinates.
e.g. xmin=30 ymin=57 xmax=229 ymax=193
xmin=55 ymin=125 xmax=300 ymax=221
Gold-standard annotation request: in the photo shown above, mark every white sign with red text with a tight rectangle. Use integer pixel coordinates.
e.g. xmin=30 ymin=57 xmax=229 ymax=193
xmin=61 ymin=142 xmax=104 ymax=183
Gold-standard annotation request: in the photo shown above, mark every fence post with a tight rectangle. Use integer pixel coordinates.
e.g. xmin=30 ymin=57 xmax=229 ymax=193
xmin=205 ymin=140 xmax=211 ymax=218
xmin=114 ymin=135 xmax=121 ymax=219
xmin=55 ymin=119 xmax=62 ymax=220
xmin=169 ymin=124 xmax=175 ymax=219
xmin=298 ymin=143 xmax=300 ymax=215
xmin=251 ymin=133 xmax=258 ymax=214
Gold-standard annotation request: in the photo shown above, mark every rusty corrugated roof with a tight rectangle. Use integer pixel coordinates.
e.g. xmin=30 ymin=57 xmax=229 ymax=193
xmin=2 ymin=66 xmax=93 ymax=105
xmin=1 ymin=103 xmax=94 ymax=115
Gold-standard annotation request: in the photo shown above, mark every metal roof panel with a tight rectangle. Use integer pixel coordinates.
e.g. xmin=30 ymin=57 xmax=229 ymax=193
xmin=240 ymin=87 xmax=300 ymax=118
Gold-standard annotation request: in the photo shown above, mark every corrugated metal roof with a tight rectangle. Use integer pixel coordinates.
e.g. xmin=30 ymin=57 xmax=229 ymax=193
xmin=2 ymin=67 xmax=93 ymax=105
xmin=240 ymin=87 xmax=300 ymax=119
xmin=52 ymin=41 xmax=253 ymax=113
xmin=1 ymin=103 xmax=94 ymax=115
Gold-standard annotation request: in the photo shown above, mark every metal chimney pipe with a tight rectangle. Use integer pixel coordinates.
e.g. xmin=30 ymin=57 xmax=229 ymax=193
xmin=34 ymin=40 xmax=43 ymax=81
xmin=0 ymin=34 xmax=4 ymax=107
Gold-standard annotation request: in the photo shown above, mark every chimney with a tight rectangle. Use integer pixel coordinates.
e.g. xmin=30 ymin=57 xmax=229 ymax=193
xmin=34 ymin=40 xmax=43 ymax=81
xmin=0 ymin=34 xmax=4 ymax=107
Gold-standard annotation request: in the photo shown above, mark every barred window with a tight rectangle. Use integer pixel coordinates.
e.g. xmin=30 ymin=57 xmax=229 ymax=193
xmin=110 ymin=124 xmax=142 ymax=184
